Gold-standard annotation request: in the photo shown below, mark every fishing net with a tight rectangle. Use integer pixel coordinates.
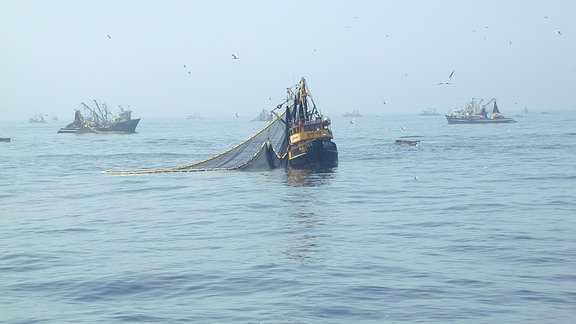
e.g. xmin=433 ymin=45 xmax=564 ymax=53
xmin=103 ymin=112 xmax=287 ymax=175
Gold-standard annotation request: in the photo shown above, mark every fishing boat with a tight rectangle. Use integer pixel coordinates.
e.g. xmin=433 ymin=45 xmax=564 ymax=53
xmin=0 ymin=138 xmax=10 ymax=142
xmin=343 ymin=109 xmax=362 ymax=117
xmin=58 ymin=100 xmax=140 ymax=134
xmin=445 ymin=98 xmax=516 ymax=124
xmin=103 ymin=78 xmax=336 ymax=175
xmin=515 ymin=107 xmax=529 ymax=117
xmin=28 ymin=114 xmax=46 ymax=123
xmin=284 ymin=78 xmax=338 ymax=170
xmin=253 ymin=108 xmax=273 ymax=121
xmin=420 ymin=108 xmax=440 ymax=116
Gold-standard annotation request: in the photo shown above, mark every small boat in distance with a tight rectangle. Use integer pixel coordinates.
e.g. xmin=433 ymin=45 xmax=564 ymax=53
xmin=253 ymin=108 xmax=273 ymax=121
xmin=29 ymin=114 xmax=46 ymax=123
xmin=445 ymin=98 xmax=516 ymax=124
xmin=343 ymin=109 xmax=362 ymax=117
xmin=58 ymin=100 xmax=140 ymax=134
xmin=515 ymin=107 xmax=529 ymax=118
xmin=420 ymin=108 xmax=440 ymax=116
xmin=285 ymin=78 xmax=338 ymax=170
xmin=0 ymin=138 xmax=10 ymax=142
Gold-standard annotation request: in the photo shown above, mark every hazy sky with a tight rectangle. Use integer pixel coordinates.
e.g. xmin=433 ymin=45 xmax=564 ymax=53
xmin=1 ymin=0 xmax=574 ymax=120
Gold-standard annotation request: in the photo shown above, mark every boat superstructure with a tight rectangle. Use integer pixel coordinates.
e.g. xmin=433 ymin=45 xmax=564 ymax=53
xmin=284 ymin=78 xmax=338 ymax=170
xmin=445 ymin=98 xmax=516 ymax=124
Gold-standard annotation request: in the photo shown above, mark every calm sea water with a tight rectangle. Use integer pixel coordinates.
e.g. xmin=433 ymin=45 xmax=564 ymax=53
xmin=1 ymin=112 xmax=575 ymax=323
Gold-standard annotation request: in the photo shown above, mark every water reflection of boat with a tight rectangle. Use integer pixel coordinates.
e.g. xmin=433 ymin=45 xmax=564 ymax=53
xmin=58 ymin=100 xmax=140 ymax=134
xmin=285 ymin=78 xmax=338 ymax=170
xmin=445 ymin=98 xmax=516 ymax=124
xmin=285 ymin=169 xmax=334 ymax=187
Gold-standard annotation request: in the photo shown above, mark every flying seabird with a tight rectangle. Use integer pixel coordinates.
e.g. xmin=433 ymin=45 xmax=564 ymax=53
xmin=232 ymin=54 xmax=239 ymax=59
xmin=437 ymin=71 xmax=454 ymax=85
xmin=556 ymin=29 xmax=562 ymax=35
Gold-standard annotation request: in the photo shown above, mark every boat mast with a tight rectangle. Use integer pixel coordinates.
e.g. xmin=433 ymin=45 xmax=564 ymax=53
xmin=285 ymin=84 xmax=295 ymax=124
xmin=301 ymin=78 xmax=318 ymax=116
xmin=93 ymin=100 xmax=105 ymax=121
xmin=295 ymin=79 xmax=307 ymax=123
xmin=81 ymin=102 xmax=100 ymax=124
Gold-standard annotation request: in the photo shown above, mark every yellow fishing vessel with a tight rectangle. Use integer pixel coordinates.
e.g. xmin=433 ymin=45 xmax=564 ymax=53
xmin=284 ymin=78 xmax=338 ymax=169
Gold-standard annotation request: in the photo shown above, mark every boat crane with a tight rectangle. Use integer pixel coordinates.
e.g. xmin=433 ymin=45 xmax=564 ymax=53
xmin=481 ymin=98 xmax=496 ymax=109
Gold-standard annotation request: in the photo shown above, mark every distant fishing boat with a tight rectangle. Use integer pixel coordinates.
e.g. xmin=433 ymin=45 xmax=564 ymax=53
xmin=285 ymin=78 xmax=338 ymax=170
xmin=58 ymin=100 xmax=140 ymax=134
xmin=0 ymin=137 xmax=10 ymax=142
xmin=343 ymin=109 xmax=362 ymax=117
xmin=28 ymin=114 xmax=46 ymax=123
xmin=420 ymin=108 xmax=440 ymax=116
xmin=515 ymin=107 xmax=529 ymax=117
xmin=445 ymin=98 xmax=516 ymax=124
xmin=253 ymin=108 xmax=273 ymax=121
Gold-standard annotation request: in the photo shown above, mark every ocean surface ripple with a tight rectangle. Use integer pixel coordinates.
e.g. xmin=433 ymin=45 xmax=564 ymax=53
xmin=1 ymin=113 xmax=575 ymax=323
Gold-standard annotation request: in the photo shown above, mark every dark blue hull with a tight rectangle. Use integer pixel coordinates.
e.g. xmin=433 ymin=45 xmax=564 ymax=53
xmin=288 ymin=139 xmax=338 ymax=170
xmin=445 ymin=116 xmax=516 ymax=124
xmin=58 ymin=119 xmax=140 ymax=134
